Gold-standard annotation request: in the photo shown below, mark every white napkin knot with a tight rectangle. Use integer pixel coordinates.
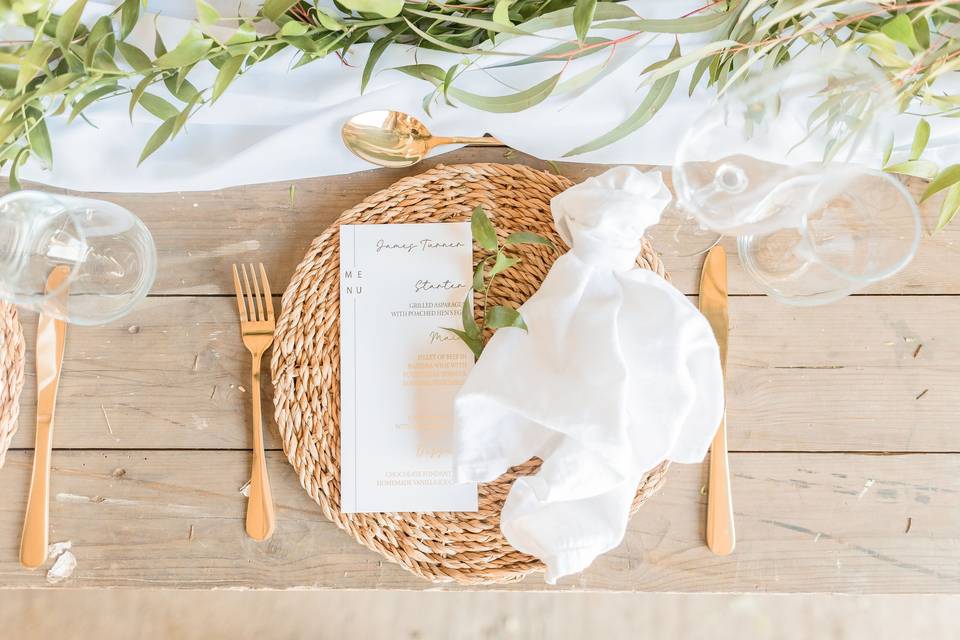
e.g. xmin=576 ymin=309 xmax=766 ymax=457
xmin=552 ymin=166 xmax=672 ymax=270
xmin=453 ymin=166 xmax=724 ymax=583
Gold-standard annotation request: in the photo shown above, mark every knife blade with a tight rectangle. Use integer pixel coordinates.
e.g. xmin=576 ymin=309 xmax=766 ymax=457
xmin=699 ymin=245 xmax=735 ymax=556
xmin=20 ymin=266 xmax=70 ymax=569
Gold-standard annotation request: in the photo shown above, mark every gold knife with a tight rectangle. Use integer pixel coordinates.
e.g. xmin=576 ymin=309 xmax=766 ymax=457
xmin=20 ymin=266 xmax=70 ymax=569
xmin=699 ymin=245 xmax=735 ymax=556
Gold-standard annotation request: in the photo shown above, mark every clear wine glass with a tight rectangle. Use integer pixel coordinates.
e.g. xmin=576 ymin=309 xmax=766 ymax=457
xmin=649 ymin=50 xmax=921 ymax=303
xmin=0 ymin=191 xmax=157 ymax=325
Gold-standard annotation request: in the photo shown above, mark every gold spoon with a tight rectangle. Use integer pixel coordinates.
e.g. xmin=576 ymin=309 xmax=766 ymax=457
xmin=342 ymin=110 xmax=503 ymax=168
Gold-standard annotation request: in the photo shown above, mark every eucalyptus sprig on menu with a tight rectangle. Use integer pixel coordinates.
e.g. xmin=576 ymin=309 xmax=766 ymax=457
xmin=3 ymin=0 xmax=960 ymax=227
xmin=444 ymin=206 xmax=553 ymax=359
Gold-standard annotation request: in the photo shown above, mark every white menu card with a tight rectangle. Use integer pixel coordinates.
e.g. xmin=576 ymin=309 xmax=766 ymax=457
xmin=339 ymin=222 xmax=478 ymax=513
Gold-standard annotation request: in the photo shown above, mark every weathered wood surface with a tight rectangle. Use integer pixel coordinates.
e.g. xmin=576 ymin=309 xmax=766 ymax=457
xmin=7 ymin=295 xmax=959 ymax=452
xmin=0 ymin=451 xmax=955 ymax=593
xmin=2 ymin=145 xmax=959 ymax=592
xmin=47 ymin=148 xmax=960 ymax=297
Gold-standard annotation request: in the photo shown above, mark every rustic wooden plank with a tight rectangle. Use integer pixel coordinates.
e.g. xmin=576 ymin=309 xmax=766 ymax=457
xmin=8 ymin=295 xmax=959 ymax=452
xmin=0 ymin=450 xmax=955 ymax=592
xmin=43 ymin=147 xmax=959 ymax=297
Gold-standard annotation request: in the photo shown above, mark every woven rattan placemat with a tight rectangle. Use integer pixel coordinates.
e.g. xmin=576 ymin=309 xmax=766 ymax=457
xmin=0 ymin=301 xmax=25 ymax=468
xmin=271 ymin=163 xmax=671 ymax=584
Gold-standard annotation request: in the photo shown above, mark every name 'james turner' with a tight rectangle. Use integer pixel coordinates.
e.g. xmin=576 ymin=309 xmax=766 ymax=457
xmin=376 ymin=238 xmax=466 ymax=254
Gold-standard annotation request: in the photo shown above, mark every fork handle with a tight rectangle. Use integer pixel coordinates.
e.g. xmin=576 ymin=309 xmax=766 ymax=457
xmin=245 ymin=352 xmax=275 ymax=541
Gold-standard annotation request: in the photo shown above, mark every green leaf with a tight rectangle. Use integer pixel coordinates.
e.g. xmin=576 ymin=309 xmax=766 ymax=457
xmin=120 ymin=0 xmax=140 ymax=40
xmin=404 ymin=9 xmax=531 ymax=36
xmin=84 ymin=15 xmax=114 ymax=68
xmin=573 ymin=0 xmax=597 ymax=43
xmin=597 ymin=6 xmax=735 ymax=34
xmin=448 ymin=72 xmax=562 ymax=113
xmin=262 ymin=0 xmax=298 ymax=22
xmin=138 ymin=117 xmax=176 ymax=165
xmin=472 ymin=260 xmax=487 ymax=292
xmin=129 ymin=72 xmax=156 ymax=119
xmin=154 ymin=30 xmax=167 ymax=57
xmin=226 ymin=22 xmax=258 ymax=46
xmin=137 ymin=92 xmax=180 ymax=120
xmin=443 ymin=328 xmax=483 ymax=360
xmin=340 ymin=0 xmax=403 ymax=18
xmin=35 ymin=72 xmax=82 ymax=96
xmin=316 ymin=11 xmax=344 ymax=31
xmin=486 ymin=305 xmax=527 ymax=330
xmin=881 ymin=14 xmax=922 ymax=52
xmin=394 ymin=63 xmax=447 ymax=83
xmin=56 ymin=0 xmax=88 ymax=51
xmin=493 ymin=0 xmax=514 ymax=26
xmin=490 ymin=38 xmax=611 ymax=69
xmin=361 ymin=27 xmax=400 ymax=93
xmin=212 ymin=54 xmax=244 ymax=102
xmin=16 ymin=42 xmax=53 ymax=93
xmin=506 ymin=2 xmax=636 ymax=39
xmin=154 ymin=37 xmax=213 ymax=69
xmin=196 ymin=0 xmax=220 ymax=26
xmin=26 ymin=114 xmax=52 ymax=166
xmin=471 ymin=206 xmax=499 ymax=251
xmin=170 ymin=91 xmax=204 ymax=138
xmin=505 ymin=231 xmax=554 ymax=248
xmin=922 ymin=164 xmax=960 ymax=202
xmin=884 ymin=160 xmax=938 ymax=180
xmin=935 ymin=183 xmax=960 ymax=233
xmin=488 ymin=252 xmax=519 ymax=278
xmin=910 ymin=119 xmax=930 ymax=161
xmin=0 ymin=117 xmax=24 ymax=145
xmin=165 ymin=73 xmax=200 ymax=102
xmin=914 ymin=15 xmax=931 ymax=49
xmin=117 ymin=42 xmax=153 ymax=72
xmin=461 ymin=297 xmax=480 ymax=339
xmin=69 ymin=84 xmax=121 ymax=123
xmin=280 ymin=20 xmax=309 ymax=36
xmin=8 ymin=147 xmax=30 ymax=192
xmin=564 ymin=41 xmax=680 ymax=157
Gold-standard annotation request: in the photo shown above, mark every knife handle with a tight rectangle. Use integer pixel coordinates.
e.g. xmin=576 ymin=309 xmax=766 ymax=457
xmin=706 ymin=412 xmax=735 ymax=556
xmin=21 ymin=418 xmax=54 ymax=568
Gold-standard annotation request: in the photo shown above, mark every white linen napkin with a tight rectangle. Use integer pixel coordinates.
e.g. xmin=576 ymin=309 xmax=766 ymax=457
xmin=452 ymin=166 xmax=725 ymax=583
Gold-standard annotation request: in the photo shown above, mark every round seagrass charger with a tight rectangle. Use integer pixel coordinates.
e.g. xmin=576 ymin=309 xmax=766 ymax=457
xmin=271 ymin=163 xmax=671 ymax=585
xmin=0 ymin=301 xmax=25 ymax=469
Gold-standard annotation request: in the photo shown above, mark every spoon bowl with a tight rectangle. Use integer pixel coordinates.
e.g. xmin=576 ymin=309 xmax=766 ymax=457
xmin=342 ymin=110 xmax=502 ymax=168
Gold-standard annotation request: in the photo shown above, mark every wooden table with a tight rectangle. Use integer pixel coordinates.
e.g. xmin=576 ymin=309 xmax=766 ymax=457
xmin=2 ymin=148 xmax=958 ymax=592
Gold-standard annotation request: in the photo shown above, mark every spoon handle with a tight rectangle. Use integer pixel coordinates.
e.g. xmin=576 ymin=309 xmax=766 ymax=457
xmin=429 ymin=135 xmax=504 ymax=148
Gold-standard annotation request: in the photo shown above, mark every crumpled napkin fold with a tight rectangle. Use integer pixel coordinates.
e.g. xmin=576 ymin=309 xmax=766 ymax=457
xmin=453 ymin=166 xmax=725 ymax=583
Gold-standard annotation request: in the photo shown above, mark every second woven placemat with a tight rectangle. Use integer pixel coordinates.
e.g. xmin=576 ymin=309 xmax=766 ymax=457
xmin=0 ymin=300 xmax=25 ymax=469
xmin=271 ymin=163 xmax=670 ymax=584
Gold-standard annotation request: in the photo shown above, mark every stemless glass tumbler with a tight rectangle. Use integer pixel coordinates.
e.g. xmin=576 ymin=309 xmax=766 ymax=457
xmin=0 ymin=191 xmax=156 ymax=325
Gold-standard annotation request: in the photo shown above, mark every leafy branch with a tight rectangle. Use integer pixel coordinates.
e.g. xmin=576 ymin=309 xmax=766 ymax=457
xmin=444 ymin=206 xmax=553 ymax=359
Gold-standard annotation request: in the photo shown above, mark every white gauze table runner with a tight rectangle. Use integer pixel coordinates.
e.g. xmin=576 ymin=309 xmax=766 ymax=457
xmin=8 ymin=0 xmax=958 ymax=193
xmin=453 ymin=167 xmax=725 ymax=583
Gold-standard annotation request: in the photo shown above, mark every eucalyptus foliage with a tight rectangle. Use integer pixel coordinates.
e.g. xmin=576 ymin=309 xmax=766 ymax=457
xmin=2 ymin=0 xmax=959 ymax=227
xmin=445 ymin=206 xmax=553 ymax=358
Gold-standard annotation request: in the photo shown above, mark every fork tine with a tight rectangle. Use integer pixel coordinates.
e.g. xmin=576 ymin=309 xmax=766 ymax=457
xmin=231 ymin=264 xmax=248 ymax=321
xmin=241 ymin=264 xmax=259 ymax=321
xmin=259 ymin=263 xmax=275 ymax=322
xmin=249 ymin=263 xmax=265 ymax=321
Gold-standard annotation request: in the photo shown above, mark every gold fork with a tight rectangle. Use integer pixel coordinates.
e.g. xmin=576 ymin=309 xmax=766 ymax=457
xmin=232 ymin=263 xmax=276 ymax=541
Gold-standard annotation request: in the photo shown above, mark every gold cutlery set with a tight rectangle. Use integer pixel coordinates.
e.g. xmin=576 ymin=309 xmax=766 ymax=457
xmin=18 ymin=263 xmax=279 ymax=568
